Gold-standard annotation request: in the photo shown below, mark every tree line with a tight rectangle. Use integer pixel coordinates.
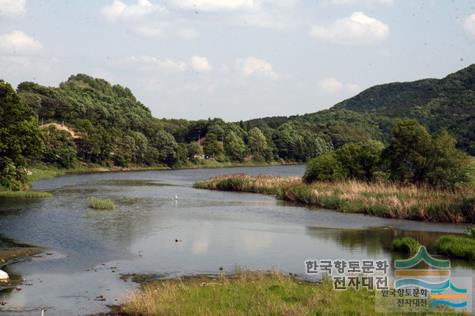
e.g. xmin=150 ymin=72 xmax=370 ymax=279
xmin=303 ymin=120 xmax=472 ymax=189
xmin=1 ymin=73 xmax=473 ymax=191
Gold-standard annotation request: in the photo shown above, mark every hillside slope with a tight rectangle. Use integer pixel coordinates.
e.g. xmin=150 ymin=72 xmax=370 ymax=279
xmin=332 ymin=64 xmax=475 ymax=154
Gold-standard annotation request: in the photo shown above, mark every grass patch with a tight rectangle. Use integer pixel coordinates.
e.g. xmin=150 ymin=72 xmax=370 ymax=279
xmin=119 ymin=272 xmax=376 ymax=315
xmin=27 ymin=166 xmax=66 ymax=183
xmin=0 ymin=191 xmax=52 ymax=199
xmin=392 ymin=237 xmax=420 ymax=254
xmin=88 ymin=197 xmax=116 ymax=210
xmin=117 ymin=271 xmax=457 ymax=315
xmin=195 ymin=174 xmax=475 ymax=223
xmin=436 ymin=235 xmax=475 ymax=260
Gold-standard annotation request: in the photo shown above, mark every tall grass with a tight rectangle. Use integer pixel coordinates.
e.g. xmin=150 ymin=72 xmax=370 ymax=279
xmin=195 ymin=174 xmax=475 ymax=223
xmin=88 ymin=197 xmax=116 ymax=210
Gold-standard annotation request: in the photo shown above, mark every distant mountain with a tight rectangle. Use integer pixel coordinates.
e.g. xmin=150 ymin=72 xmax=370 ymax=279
xmin=332 ymin=64 xmax=475 ymax=154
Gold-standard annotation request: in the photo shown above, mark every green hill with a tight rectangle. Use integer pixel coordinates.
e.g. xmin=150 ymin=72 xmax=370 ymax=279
xmin=332 ymin=64 xmax=475 ymax=154
xmin=2 ymin=64 xmax=473 ymax=184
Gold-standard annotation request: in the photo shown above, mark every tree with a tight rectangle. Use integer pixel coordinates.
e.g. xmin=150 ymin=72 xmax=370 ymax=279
xmin=41 ymin=126 xmax=77 ymax=169
xmin=382 ymin=119 xmax=432 ymax=184
xmin=248 ymin=127 xmax=271 ymax=161
xmin=0 ymin=81 xmax=42 ymax=189
xmin=150 ymin=130 xmax=178 ymax=166
xmin=187 ymin=142 xmax=204 ymax=162
xmin=425 ymin=129 xmax=471 ymax=188
xmin=224 ymin=131 xmax=245 ymax=161
xmin=337 ymin=141 xmax=384 ymax=181
xmin=303 ymin=152 xmax=346 ymax=183
xmin=203 ymin=126 xmax=225 ymax=161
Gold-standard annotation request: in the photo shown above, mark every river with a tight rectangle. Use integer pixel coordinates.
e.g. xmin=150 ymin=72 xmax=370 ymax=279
xmin=0 ymin=165 xmax=473 ymax=315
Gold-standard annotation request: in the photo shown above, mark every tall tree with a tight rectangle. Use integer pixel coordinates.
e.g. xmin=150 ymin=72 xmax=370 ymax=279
xmin=224 ymin=131 xmax=246 ymax=161
xmin=248 ymin=127 xmax=271 ymax=161
xmin=0 ymin=81 xmax=42 ymax=189
xmin=382 ymin=119 xmax=432 ymax=184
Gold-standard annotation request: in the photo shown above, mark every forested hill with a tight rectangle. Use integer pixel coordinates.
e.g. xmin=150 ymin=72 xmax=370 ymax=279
xmin=243 ymin=64 xmax=475 ymax=155
xmin=334 ymin=64 xmax=475 ymax=114
xmin=332 ymin=64 xmax=475 ymax=154
xmin=1 ymin=65 xmax=474 ymax=190
xmin=10 ymin=74 xmax=335 ymax=173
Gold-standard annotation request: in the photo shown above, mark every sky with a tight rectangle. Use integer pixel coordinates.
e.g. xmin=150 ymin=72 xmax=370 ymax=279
xmin=0 ymin=0 xmax=474 ymax=121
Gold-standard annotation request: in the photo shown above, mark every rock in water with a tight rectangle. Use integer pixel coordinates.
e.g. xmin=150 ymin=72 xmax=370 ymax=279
xmin=0 ymin=270 xmax=9 ymax=280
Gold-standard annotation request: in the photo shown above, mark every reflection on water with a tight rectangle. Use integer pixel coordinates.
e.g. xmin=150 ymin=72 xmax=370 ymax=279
xmin=0 ymin=165 xmax=472 ymax=315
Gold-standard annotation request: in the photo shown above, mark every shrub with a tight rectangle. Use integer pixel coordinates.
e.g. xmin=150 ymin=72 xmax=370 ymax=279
xmin=303 ymin=153 xmax=346 ymax=183
xmin=392 ymin=237 xmax=420 ymax=254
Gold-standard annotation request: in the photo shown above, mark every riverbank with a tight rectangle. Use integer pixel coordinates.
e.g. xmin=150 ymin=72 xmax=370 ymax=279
xmin=25 ymin=160 xmax=296 ymax=184
xmin=115 ymin=272 xmax=375 ymax=315
xmin=0 ymin=237 xmax=42 ymax=266
xmin=112 ymin=271 xmax=456 ymax=315
xmin=194 ymin=174 xmax=475 ymax=223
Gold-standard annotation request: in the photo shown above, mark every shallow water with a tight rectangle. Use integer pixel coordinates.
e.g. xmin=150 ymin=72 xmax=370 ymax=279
xmin=0 ymin=165 xmax=473 ymax=315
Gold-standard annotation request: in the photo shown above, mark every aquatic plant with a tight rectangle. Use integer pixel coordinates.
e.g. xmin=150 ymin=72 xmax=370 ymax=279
xmin=436 ymin=235 xmax=475 ymax=260
xmin=0 ymin=191 xmax=52 ymax=198
xmin=392 ymin=237 xmax=420 ymax=254
xmin=88 ymin=197 xmax=116 ymax=210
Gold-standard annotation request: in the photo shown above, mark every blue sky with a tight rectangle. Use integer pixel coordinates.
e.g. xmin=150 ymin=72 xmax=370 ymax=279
xmin=0 ymin=0 xmax=474 ymax=120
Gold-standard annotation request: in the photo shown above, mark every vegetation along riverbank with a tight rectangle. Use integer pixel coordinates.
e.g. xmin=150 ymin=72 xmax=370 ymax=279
xmin=3 ymin=65 xmax=475 ymax=196
xmin=0 ymin=237 xmax=42 ymax=266
xmin=392 ymin=225 xmax=475 ymax=261
xmin=113 ymin=271 xmax=458 ymax=315
xmin=194 ymin=175 xmax=474 ymax=223
xmin=195 ymin=119 xmax=475 ymax=224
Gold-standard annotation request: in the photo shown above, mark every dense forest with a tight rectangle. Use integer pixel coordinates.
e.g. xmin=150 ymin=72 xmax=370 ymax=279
xmin=1 ymin=64 xmax=474 ymax=190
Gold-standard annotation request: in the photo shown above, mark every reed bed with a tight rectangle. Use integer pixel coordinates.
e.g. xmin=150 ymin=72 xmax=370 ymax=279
xmin=194 ymin=174 xmax=475 ymax=223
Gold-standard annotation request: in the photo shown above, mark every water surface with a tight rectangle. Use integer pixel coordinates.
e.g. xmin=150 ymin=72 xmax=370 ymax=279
xmin=0 ymin=165 xmax=472 ymax=315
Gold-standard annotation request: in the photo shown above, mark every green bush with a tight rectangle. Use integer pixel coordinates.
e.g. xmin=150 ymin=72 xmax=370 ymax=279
xmin=392 ymin=237 xmax=420 ymax=254
xmin=303 ymin=153 xmax=346 ymax=183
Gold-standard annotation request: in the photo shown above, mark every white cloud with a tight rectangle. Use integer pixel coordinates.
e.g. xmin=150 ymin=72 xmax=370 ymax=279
xmin=236 ymin=57 xmax=278 ymax=79
xmin=101 ymin=0 xmax=165 ymax=20
xmin=0 ymin=31 xmax=42 ymax=54
xmin=318 ymin=77 xmax=360 ymax=94
xmin=464 ymin=13 xmax=475 ymax=37
xmin=310 ymin=12 xmax=388 ymax=44
xmin=320 ymin=0 xmax=393 ymax=6
xmin=171 ymin=0 xmax=259 ymax=12
xmin=0 ymin=0 xmax=26 ymax=18
xmin=132 ymin=24 xmax=199 ymax=39
xmin=119 ymin=55 xmax=212 ymax=73
xmin=121 ymin=55 xmax=188 ymax=73
xmin=191 ymin=56 xmax=211 ymax=72
xmin=177 ymin=28 xmax=199 ymax=39
xmin=133 ymin=25 xmax=163 ymax=37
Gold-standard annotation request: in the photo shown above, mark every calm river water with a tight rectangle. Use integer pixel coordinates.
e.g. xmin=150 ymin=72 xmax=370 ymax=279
xmin=0 ymin=165 xmax=473 ymax=315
